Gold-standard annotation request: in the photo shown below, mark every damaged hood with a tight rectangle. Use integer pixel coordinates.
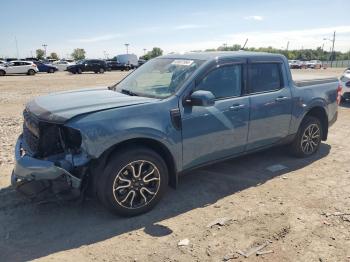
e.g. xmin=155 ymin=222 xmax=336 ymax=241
xmin=26 ymin=87 xmax=157 ymax=123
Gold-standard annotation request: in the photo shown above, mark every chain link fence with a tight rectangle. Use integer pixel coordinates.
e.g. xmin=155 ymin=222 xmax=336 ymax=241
xmin=322 ymin=60 xmax=350 ymax=68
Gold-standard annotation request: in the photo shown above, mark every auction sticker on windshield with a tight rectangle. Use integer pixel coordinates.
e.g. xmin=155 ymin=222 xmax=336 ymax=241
xmin=171 ymin=60 xmax=194 ymax=66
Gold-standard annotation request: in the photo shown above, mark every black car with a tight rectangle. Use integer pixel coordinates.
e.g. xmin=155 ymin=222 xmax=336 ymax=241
xmin=67 ymin=59 xmax=108 ymax=74
xmin=106 ymin=59 xmax=131 ymax=71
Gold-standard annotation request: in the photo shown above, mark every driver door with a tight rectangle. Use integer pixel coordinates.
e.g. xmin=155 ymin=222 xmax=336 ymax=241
xmin=180 ymin=61 xmax=250 ymax=170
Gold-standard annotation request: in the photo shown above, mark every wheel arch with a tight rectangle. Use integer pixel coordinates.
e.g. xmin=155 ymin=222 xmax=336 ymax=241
xmin=89 ymin=137 xmax=178 ymax=191
xmin=303 ymin=106 xmax=328 ymax=140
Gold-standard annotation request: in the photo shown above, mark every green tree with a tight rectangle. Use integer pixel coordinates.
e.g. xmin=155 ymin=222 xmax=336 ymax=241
xmin=50 ymin=52 xmax=59 ymax=60
xmin=36 ymin=49 xmax=45 ymax=60
xmin=71 ymin=48 xmax=86 ymax=60
xmin=141 ymin=47 xmax=163 ymax=60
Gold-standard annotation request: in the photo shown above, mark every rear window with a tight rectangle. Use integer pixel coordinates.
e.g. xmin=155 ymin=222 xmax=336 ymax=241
xmin=248 ymin=63 xmax=282 ymax=93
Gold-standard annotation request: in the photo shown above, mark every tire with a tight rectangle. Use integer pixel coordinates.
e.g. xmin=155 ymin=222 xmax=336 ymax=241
xmin=290 ymin=116 xmax=323 ymax=157
xmin=48 ymin=68 xmax=54 ymax=73
xmin=27 ymin=69 xmax=35 ymax=75
xmin=77 ymin=68 xmax=82 ymax=74
xmin=97 ymin=146 xmax=169 ymax=216
xmin=99 ymin=68 xmax=105 ymax=74
xmin=0 ymin=70 xmax=5 ymax=76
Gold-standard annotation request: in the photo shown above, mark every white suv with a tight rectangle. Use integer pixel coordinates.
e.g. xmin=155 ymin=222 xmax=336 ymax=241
xmin=0 ymin=61 xmax=39 ymax=76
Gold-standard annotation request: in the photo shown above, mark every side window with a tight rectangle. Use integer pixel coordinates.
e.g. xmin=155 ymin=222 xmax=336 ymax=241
xmin=248 ymin=63 xmax=282 ymax=93
xmin=195 ymin=64 xmax=242 ymax=99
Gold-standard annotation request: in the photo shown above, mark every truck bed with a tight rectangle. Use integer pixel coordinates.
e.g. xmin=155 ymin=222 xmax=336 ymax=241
xmin=294 ymin=77 xmax=338 ymax=87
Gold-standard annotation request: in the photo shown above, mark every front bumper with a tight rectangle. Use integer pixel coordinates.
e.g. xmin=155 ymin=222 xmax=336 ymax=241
xmin=12 ymin=135 xmax=82 ymax=189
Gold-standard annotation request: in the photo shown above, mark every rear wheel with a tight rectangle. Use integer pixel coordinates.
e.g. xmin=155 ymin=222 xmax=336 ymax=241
xmin=97 ymin=146 xmax=169 ymax=216
xmin=290 ymin=116 xmax=322 ymax=157
xmin=77 ymin=68 xmax=82 ymax=74
xmin=27 ymin=69 xmax=35 ymax=75
xmin=0 ymin=70 xmax=5 ymax=76
xmin=48 ymin=68 xmax=54 ymax=73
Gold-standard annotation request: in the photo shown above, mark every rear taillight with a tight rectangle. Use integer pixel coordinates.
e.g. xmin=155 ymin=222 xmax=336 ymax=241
xmin=336 ymin=82 xmax=342 ymax=105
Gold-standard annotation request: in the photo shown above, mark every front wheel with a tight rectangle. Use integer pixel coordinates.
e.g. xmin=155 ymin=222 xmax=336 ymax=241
xmin=97 ymin=147 xmax=169 ymax=216
xmin=99 ymin=68 xmax=105 ymax=74
xmin=0 ymin=70 xmax=5 ymax=76
xmin=290 ymin=116 xmax=322 ymax=157
xmin=77 ymin=68 xmax=82 ymax=74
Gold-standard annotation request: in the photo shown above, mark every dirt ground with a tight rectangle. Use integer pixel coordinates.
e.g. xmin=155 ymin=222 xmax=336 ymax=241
xmin=0 ymin=69 xmax=349 ymax=262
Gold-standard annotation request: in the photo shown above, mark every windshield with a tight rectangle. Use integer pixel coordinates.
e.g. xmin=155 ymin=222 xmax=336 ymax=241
xmin=76 ymin=60 xmax=85 ymax=64
xmin=115 ymin=58 xmax=204 ymax=98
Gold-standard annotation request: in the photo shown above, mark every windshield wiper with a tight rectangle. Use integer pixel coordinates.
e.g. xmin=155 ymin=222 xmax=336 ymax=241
xmin=120 ymin=89 xmax=139 ymax=96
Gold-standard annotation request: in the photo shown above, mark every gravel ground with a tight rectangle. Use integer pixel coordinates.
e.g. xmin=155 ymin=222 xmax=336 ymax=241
xmin=0 ymin=69 xmax=349 ymax=262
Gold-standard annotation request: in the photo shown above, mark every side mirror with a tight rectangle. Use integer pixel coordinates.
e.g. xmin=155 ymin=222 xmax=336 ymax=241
xmin=346 ymin=81 xmax=350 ymax=87
xmin=186 ymin=90 xmax=215 ymax=107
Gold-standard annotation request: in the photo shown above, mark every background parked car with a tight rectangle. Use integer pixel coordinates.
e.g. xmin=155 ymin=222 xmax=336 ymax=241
xmin=114 ymin=54 xmax=139 ymax=69
xmin=53 ymin=60 xmax=75 ymax=71
xmin=307 ymin=60 xmax=322 ymax=69
xmin=0 ymin=61 xmax=38 ymax=76
xmin=138 ymin=59 xmax=146 ymax=67
xmin=67 ymin=59 xmax=108 ymax=74
xmin=34 ymin=61 xmax=58 ymax=73
xmin=106 ymin=59 xmax=130 ymax=71
xmin=0 ymin=60 xmax=5 ymax=66
xmin=340 ymin=69 xmax=350 ymax=102
xmin=289 ymin=60 xmax=302 ymax=69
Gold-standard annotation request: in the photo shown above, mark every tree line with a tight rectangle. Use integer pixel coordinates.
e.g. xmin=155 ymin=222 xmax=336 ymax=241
xmin=205 ymin=44 xmax=350 ymax=61
xmin=35 ymin=48 xmax=86 ymax=60
xmin=34 ymin=47 xmax=163 ymax=61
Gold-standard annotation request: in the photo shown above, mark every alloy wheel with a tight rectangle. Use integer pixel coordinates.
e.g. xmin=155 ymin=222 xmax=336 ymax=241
xmin=112 ymin=160 xmax=161 ymax=209
xmin=301 ymin=123 xmax=321 ymax=155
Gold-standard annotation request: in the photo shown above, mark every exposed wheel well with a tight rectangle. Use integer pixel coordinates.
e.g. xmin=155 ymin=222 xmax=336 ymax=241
xmin=304 ymin=107 xmax=328 ymax=140
xmin=91 ymin=138 xmax=177 ymax=189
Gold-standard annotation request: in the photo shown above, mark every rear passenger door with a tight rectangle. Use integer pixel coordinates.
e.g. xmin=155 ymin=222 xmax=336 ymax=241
xmin=246 ymin=60 xmax=292 ymax=150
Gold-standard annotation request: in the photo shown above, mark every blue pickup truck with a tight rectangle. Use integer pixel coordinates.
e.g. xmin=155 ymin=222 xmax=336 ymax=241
xmin=12 ymin=52 xmax=341 ymax=216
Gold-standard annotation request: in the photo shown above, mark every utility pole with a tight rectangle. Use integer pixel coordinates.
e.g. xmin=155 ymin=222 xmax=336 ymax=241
xmin=42 ymin=44 xmax=48 ymax=58
xmin=286 ymin=41 xmax=289 ymax=51
xmin=15 ymin=36 xmax=19 ymax=59
xmin=242 ymin=38 xmax=248 ymax=50
xmin=125 ymin=43 xmax=129 ymax=54
xmin=330 ymin=31 xmax=336 ymax=67
xmin=143 ymin=48 xmax=147 ymax=55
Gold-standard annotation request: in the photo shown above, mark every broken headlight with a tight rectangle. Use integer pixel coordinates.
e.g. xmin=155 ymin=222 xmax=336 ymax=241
xmin=60 ymin=127 xmax=82 ymax=151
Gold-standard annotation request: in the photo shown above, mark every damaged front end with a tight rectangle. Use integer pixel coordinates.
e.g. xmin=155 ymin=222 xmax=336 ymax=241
xmin=12 ymin=109 xmax=90 ymax=199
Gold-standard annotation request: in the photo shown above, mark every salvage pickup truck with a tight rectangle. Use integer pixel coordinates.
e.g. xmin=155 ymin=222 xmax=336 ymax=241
xmin=12 ymin=52 xmax=341 ymax=216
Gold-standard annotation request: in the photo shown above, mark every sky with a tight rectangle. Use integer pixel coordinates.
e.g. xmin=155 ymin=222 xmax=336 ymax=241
xmin=1 ymin=0 xmax=349 ymax=59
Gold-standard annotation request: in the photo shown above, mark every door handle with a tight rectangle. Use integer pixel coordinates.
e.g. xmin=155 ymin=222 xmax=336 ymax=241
xmin=275 ymin=96 xmax=288 ymax=102
xmin=229 ymin=104 xmax=245 ymax=110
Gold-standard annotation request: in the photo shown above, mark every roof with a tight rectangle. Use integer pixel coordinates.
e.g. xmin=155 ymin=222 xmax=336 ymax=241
xmin=162 ymin=51 xmax=285 ymax=61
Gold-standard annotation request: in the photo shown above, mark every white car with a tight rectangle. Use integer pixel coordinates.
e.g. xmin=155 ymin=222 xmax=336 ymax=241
xmin=307 ymin=60 xmax=322 ymax=69
xmin=53 ymin=60 xmax=75 ymax=71
xmin=340 ymin=69 xmax=350 ymax=101
xmin=0 ymin=61 xmax=39 ymax=76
